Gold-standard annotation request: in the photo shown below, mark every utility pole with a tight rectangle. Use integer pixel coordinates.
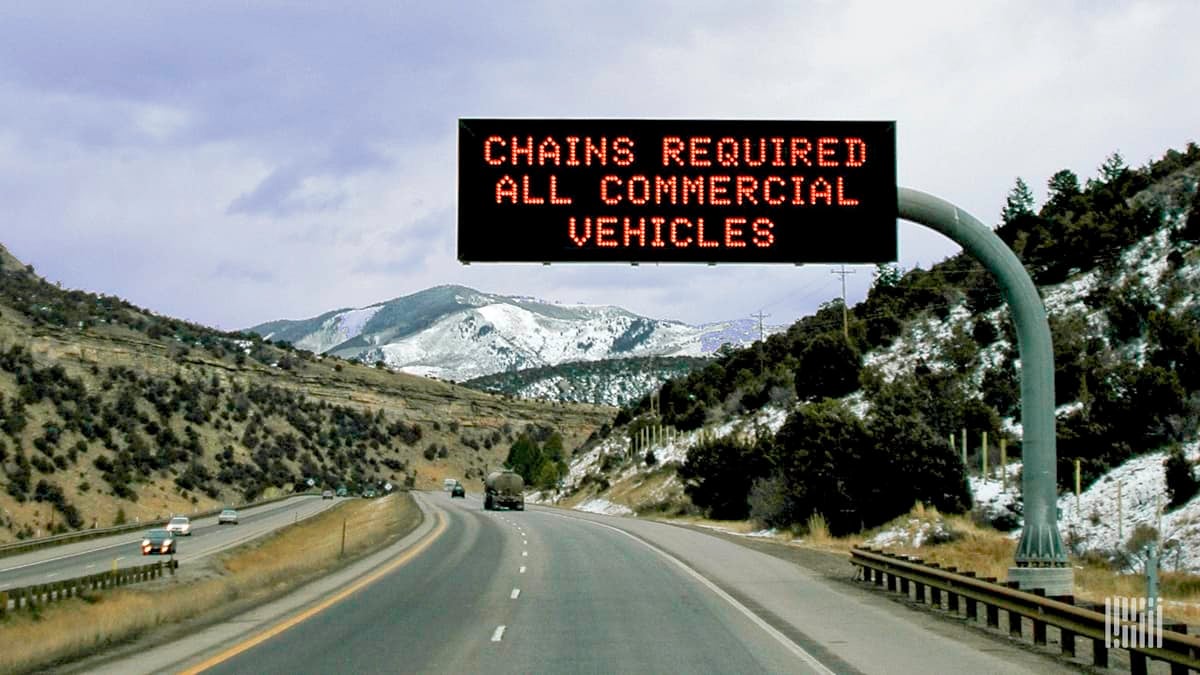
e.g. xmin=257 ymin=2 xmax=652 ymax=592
xmin=831 ymin=265 xmax=855 ymax=340
xmin=751 ymin=310 xmax=769 ymax=374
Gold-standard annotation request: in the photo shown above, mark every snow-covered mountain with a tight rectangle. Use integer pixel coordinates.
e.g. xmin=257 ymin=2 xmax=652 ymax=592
xmin=250 ymin=285 xmax=782 ymax=382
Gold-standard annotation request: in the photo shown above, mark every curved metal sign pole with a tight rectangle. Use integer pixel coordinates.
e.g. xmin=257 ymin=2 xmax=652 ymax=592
xmin=898 ymin=188 xmax=1072 ymax=594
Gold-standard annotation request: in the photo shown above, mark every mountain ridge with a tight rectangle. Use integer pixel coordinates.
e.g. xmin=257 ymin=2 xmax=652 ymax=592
xmin=249 ymin=285 xmax=785 ymax=383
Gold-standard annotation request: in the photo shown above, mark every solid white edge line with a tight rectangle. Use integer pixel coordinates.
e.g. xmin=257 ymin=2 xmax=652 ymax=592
xmin=511 ymin=588 xmax=520 ymax=599
xmin=539 ymin=511 xmax=835 ymax=675
xmin=491 ymin=625 xmax=506 ymax=642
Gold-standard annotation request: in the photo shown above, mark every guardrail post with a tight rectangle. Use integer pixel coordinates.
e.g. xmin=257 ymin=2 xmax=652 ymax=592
xmin=874 ymin=568 xmax=884 ymax=587
xmin=947 ymin=589 xmax=958 ymax=613
xmin=1061 ymin=629 xmax=1075 ymax=657
xmin=899 ymin=576 xmax=910 ymax=596
xmin=986 ymin=603 xmax=999 ymax=628
xmin=1092 ymin=636 xmax=1108 ymax=668
xmin=887 ymin=572 xmax=896 ymax=592
xmin=929 ymin=585 xmax=942 ymax=609
xmin=0 ymin=590 xmax=6 ymax=618
xmin=1164 ymin=623 xmax=1189 ymax=675
xmin=1008 ymin=609 xmax=1022 ymax=638
xmin=1028 ymin=588 xmax=1047 ymax=645
xmin=1129 ymin=650 xmax=1147 ymax=675
xmin=913 ymin=580 xmax=924 ymax=603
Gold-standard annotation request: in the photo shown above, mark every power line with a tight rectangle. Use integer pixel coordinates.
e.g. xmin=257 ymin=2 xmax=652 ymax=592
xmin=751 ymin=310 xmax=770 ymax=374
xmin=831 ymin=265 xmax=856 ymax=340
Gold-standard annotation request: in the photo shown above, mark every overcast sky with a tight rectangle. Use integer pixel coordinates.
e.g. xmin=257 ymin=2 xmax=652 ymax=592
xmin=1 ymin=1 xmax=1197 ymax=330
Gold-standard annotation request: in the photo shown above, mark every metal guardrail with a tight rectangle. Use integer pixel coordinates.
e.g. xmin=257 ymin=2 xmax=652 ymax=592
xmin=851 ymin=547 xmax=1200 ymax=674
xmin=0 ymin=491 xmax=319 ymax=559
xmin=0 ymin=558 xmax=178 ymax=616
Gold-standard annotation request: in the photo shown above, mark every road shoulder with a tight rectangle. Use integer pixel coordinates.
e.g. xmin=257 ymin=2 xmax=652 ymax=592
xmin=657 ymin=519 xmax=1099 ymax=674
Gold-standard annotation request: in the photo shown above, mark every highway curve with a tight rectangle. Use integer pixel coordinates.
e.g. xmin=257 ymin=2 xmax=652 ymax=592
xmin=131 ymin=492 xmax=1076 ymax=675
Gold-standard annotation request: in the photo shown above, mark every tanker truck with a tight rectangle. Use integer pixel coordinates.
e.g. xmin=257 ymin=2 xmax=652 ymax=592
xmin=484 ymin=470 xmax=525 ymax=511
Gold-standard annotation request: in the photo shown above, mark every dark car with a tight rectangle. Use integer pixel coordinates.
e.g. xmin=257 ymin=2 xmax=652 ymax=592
xmin=451 ymin=482 xmax=465 ymax=498
xmin=142 ymin=529 xmax=176 ymax=555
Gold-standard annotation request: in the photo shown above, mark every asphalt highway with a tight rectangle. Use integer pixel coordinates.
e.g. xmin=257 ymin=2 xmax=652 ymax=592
xmin=0 ymin=495 xmax=338 ymax=592
xmin=156 ymin=493 xmax=1070 ymax=675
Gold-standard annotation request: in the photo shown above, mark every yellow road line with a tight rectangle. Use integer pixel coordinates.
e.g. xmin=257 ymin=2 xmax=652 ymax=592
xmin=178 ymin=510 xmax=447 ymax=674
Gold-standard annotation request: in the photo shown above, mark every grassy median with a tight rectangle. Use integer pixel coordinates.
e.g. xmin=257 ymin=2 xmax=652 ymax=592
xmin=0 ymin=492 xmax=421 ymax=674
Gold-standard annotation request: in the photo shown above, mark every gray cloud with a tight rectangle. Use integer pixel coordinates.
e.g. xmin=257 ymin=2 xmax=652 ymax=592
xmin=0 ymin=1 xmax=1196 ymax=331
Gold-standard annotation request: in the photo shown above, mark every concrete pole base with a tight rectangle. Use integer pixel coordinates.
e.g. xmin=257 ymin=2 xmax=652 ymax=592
xmin=1007 ymin=566 xmax=1074 ymax=597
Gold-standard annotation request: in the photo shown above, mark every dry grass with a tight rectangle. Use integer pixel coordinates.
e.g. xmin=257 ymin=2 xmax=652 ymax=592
xmin=653 ymin=514 xmax=763 ymax=534
xmin=844 ymin=504 xmax=1200 ymax=625
xmin=0 ymin=493 xmax=420 ymax=674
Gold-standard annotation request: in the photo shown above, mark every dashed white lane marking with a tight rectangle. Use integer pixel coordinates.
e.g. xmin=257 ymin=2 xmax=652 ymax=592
xmin=84 ymin=564 xmax=96 ymax=570
xmin=116 ymin=556 xmax=125 ymax=561
xmin=523 ymin=539 xmax=527 ymax=545
xmin=491 ymin=625 xmax=506 ymax=642
xmin=522 ymin=550 xmax=528 ymax=557
xmin=519 ymin=566 xmax=526 ymax=574
xmin=46 ymin=572 xmax=58 ymax=578
xmin=511 ymin=588 xmax=521 ymax=599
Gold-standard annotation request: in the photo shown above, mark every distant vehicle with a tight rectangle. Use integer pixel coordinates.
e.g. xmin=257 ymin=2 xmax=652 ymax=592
xmin=166 ymin=516 xmax=192 ymax=536
xmin=451 ymin=481 xmax=466 ymax=498
xmin=336 ymin=486 xmax=348 ymax=498
xmin=218 ymin=508 xmax=239 ymax=525
xmin=322 ymin=489 xmax=334 ymax=500
xmin=142 ymin=529 xmax=176 ymax=555
xmin=443 ymin=478 xmax=457 ymax=492
xmin=362 ymin=489 xmax=377 ymax=498
xmin=484 ymin=470 xmax=524 ymax=511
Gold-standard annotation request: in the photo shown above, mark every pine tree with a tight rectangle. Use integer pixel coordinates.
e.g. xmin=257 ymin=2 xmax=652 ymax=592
xmin=1164 ymin=446 xmax=1199 ymax=508
xmin=872 ymin=263 xmax=902 ymax=289
xmin=1099 ymin=151 xmax=1127 ymax=183
xmin=1000 ymin=177 xmax=1035 ymax=224
xmin=1047 ymin=169 xmax=1081 ymax=202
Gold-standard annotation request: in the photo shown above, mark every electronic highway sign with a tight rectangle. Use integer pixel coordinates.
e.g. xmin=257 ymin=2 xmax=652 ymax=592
xmin=458 ymin=119 xmax=896 ymax=264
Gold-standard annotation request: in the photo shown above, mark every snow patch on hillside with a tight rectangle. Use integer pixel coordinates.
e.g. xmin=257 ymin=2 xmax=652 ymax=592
xmin=1059 ymin=441 xmax=1200 ymax=572
xmin=294 ymin=305 xmax=384 ymax=354
xmin=576 ymin=498 xmax=635 ymax=516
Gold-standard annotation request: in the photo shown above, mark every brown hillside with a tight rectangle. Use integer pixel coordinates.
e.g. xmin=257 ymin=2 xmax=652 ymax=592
xmin=0 ymin=246 xmax=613 ymax=542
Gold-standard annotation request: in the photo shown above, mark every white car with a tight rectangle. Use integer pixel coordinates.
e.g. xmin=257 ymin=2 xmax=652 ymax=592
xmin=166 ymin=516 xmax=192 ymax=536
xmin=217 ymin=509 xmax=239 ymax=525
xmin=443 ymin=478 xmax=457 ymax=492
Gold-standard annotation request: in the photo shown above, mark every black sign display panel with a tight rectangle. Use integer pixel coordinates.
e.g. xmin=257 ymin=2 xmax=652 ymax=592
xmin=458 ymin=119 xmax=896 ymax=263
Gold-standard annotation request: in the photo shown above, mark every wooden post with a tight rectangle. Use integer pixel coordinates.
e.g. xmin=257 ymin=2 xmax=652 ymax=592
xmin=1117 ymin=481 xmax=1123 ymax=545
xmin=1156 ymin=492 xmax=1162 ymax=537
xmin=981 ymin=430 xmax=988 ymax=478
xmin=340 ymin=519 xmax=347 ymax=558
xmin=950 ymin=433 xmax=957 ymax=465
xmin=961 ymin=428 xmax=968 ymax=473
xmin=1080 ymin=456 xmax=1089 ymax=514
xmin=1000 ymin=438 xmax=1007 ymax=491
